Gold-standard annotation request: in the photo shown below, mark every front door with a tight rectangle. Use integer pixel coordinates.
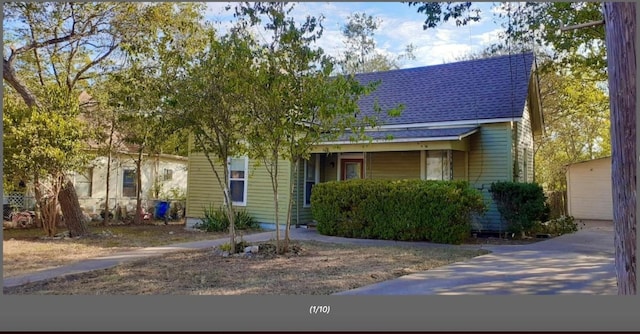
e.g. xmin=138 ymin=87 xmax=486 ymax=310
xmin=341 ymin=159 xmax=363 ymax=180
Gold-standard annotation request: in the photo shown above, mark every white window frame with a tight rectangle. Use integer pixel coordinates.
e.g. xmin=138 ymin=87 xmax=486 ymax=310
xmin=73 ymin=168 xmax=93 ymax=198
xmin=304 ymin=155 xmax=320 ymax=208
xmin=228 ymin=157 xmax=249 ymax=206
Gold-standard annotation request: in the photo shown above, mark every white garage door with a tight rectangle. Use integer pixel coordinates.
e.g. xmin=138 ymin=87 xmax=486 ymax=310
xmin=566 ymin=157 xmax=613 ymax=220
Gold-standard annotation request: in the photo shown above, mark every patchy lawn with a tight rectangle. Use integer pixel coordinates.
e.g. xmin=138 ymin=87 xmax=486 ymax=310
xmin=3 ymin=222 xmax=261 ymax=278
xmin=3 ymin=240 xmax=489 ymax=295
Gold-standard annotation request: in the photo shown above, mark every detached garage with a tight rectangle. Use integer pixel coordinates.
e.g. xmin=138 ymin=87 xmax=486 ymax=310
xmin=566 ymin=156 xmax=613 ymax=220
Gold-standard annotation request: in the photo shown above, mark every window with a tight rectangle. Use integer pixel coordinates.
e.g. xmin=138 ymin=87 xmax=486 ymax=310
xmin=163 ymin=168 xmax=173 ymax=181
xmin=304 ymin=155 xmax=320 ymax=207
xmin=425 ymin=150 xmax=451 ymax=180
xmin=75 ymin=168 xmax=93 ymax=197
xmin=229 ymin=157 xmax=248 ymax=206
xmin=122 ymin=169 xmax=137 ymax=197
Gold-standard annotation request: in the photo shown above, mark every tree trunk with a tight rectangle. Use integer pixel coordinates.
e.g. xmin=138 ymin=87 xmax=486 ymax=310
xmin=284 ymin=158 xmax=299 ymax=251
xmin=104 ymin=151 xmax=112 ymax=226
xmin=134 ymin=151 xmax=144 ymax=224
xmin=33 ymin=174 xmax=43 ymax=229
xmin=604 ymin=2 xmax=637 ymax=295
xmin=58 ymin=179 xmax=90 ymax=237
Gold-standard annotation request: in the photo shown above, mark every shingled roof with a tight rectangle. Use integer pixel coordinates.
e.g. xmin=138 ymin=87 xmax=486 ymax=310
xmin=354 ymin=52 xmax=535 ymax=126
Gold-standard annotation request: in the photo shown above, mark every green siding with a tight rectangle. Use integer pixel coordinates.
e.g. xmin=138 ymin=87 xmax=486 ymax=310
xmin=186 ymin=148 xmax=290 ymax=225
xmin=245 ymin=158 xmax=291 ymax=225
xmin=366 ymin=151 xmax=421 ymax=179
xmin=186 ymin=151 xmax=225 ymax=218
xmin=517 ymin=102 xmax=535 ymax=182
xmin=468 ymin=123 xmax=513 ymax=232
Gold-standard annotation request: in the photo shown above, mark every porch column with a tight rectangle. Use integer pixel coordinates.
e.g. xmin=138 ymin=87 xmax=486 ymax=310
xmin=448 ymin=150 xmax=453 ymax=180
xmin=420 ymin=151 xmax=426 ymax=180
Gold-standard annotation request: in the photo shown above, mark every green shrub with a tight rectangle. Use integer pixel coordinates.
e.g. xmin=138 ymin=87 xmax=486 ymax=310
xmin=194 ymin=205 xmax=259 ymax=232
xmin=310 ymin=179 xmax=486 ymax=244
xmin=489 ymin=181 xmax=548 ymax=235
xmin=533 ymin=215 xmax=578 ymax=236
xmin=234 ymin=210 xmax=260 ymax=230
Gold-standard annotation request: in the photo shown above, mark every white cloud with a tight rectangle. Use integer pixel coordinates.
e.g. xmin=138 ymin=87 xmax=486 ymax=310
xmin=201 ymin=2 xmax=507 ymax=68
xmin=205 ymin=2 xmax=232 ymax=17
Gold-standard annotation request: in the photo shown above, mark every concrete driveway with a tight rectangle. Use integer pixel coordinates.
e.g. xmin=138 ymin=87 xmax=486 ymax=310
xmin=335 ymin=220 xmax=617 ymax=295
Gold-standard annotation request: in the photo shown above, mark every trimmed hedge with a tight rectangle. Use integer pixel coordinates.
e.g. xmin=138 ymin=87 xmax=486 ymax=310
xmin=489 ymin=181 xmax=548 ymax=235
xmin=310 ymin=179 xmax=486 ymax=244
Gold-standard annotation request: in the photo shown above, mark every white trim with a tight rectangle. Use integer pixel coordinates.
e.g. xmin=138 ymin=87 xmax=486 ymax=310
xmin=122 ymin=167 xmax=137 ymax=198
xmin=375 ymin=118 xmax=521 ymax=130
xmin=228 ymin=156 xmax=248 ymax=207
xmin=318 ymin=128 xmax=479 ymax=146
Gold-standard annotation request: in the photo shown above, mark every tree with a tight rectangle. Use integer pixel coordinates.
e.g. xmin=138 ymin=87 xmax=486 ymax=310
xmin=3 ymin=2 xmax=205 ymax=235
xmin=339 ymin=12 xmax=415 ymax=74
xmin=492 ymin=2 xmax=606 ymax=81
xmin=408 ymin=1 xmax=636 ymax=295
xmin=233 ymin=2 xmax=393 ymax=253
xmin=78 ymin=86 xmax=124 ymax=225
xmin=3 ymin=84 xmax=90 ymax=236
xmin=174 ymin=26 xmax=256 ymax=253
xmin=603 ymin=1 xmax=636 ymax=295
xmin=534 ymin=65 xmax=610 ymax=192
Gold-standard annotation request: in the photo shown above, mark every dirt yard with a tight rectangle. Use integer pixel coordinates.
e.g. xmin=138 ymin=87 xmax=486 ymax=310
xmin=3 ymin=240 xmax=489 ymax=295
xmin=2 ymin=222 xmax=259 ymax=278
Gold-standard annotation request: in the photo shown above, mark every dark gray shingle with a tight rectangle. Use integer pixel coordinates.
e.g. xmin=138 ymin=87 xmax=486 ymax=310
xmin=354 ymin=52 xmax=534 ymax=126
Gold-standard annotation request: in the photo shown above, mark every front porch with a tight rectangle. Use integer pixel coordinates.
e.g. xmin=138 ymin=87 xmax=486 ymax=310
xmin=294 ymin=127 xmax=479 ymax=226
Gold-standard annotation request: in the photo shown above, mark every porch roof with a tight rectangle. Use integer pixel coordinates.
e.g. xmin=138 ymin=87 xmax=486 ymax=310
xmin=326 ymin=126 xmax=479 ymax=144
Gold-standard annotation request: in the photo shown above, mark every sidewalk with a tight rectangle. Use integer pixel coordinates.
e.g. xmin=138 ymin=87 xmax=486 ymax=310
xmin=4 ymin=227 xmax=464 ymax=288
xmin=3 ymin=230 xmax=279 ymax=288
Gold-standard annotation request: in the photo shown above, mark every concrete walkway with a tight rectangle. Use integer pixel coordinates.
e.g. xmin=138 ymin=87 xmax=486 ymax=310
xmin=4 ymin=221 xmax=617 ymax=294
xmin=336 ymin=221 xmax=617 ymax=295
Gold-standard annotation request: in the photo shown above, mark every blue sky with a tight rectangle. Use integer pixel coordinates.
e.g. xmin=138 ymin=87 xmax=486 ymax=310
xmin=204 ymin=2 xmax=508 ymax=68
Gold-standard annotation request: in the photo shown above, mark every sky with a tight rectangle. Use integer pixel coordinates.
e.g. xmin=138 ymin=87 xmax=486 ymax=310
xmin=203 ymin=2 xmax=509 ymax=68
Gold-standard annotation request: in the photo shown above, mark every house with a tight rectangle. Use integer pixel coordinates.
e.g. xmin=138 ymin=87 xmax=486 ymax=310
xmin=566 ymin=156 xmax=613 ymax=221
xmin=70 ymin=92 xmax=189 ymax=218
xmin=185 ymin=52 xmax=543 ymax=232
xmin=71 ymin=150 xmax=188 ymax=218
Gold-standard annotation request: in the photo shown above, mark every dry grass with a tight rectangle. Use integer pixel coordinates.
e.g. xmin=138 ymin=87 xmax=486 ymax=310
xmin=3 ymin=222 xmax=259 ymax=278
xmin=3 ymin=240 xmax=489 ymax=295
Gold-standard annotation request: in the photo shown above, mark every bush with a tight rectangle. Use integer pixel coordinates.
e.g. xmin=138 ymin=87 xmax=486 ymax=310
xmin=489 ymin=181 xmax=548 ymax=235
xmin=533 ymin=215 xmax=578 ymax=236
xmin=194 ymin=205 xmax=259 ymax=232
xmin=310 ymin=179 xmax=486 ymax=244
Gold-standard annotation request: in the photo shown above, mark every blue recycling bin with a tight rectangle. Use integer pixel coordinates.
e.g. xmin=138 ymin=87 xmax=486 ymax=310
xmin=155 ymin=201 xmax=170 ymax=220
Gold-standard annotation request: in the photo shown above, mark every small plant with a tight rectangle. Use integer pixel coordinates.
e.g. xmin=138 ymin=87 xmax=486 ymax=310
xmin=194 ymin=204 xmax=259 ymax=232
xmin=234 ymin=210 xmax=259 ymax=230
xmin=219 ymin=243 xmax=232 ymax=252
xmin=194 ymin=204 xmax=229 ymax=232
